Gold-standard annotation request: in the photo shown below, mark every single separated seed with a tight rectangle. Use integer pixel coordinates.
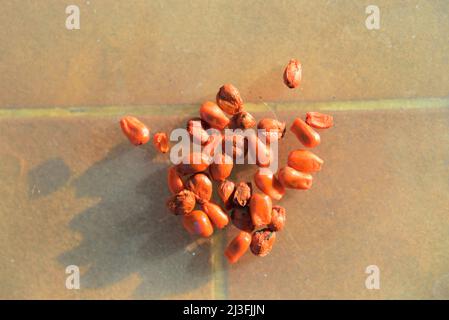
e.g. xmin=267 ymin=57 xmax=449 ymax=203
xmin=216 ymin=84 xmax=244 ymax=115
xmin=250 ymin=229 xmax=276 ymax=257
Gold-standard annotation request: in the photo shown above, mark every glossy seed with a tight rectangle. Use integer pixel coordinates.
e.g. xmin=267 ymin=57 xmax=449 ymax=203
xmin=278 ymin=166 xmax=313 ymax=190
xmin=287 ymin=149 xmax=323 ymax=173
xmin=182 ymin=210 xmax=214 ymax=237
xmin=249 ymin=193 xmax=272 ymax=228
xmin=199 ymin=101 xmax=230 ymax=130
xmin=119 ymin=116 xmax=150 ymax=146
xmin=290 ymin=118 xmax=321 ymax=148
xmin=176 ymin=152 xmax=211 ymax=175
xmin=209 ymin=153 xmax=233 ymax=181
xmin=167 ymin=166 xmax=184 ymax=194
xmin=225 ymin=231 xmax=252 ymax=264
xmin=201 ymin=201 xmax=229 ymax=229
xmin=186 ymin=173 xmax=213 ymax=204
xmin=254 ymin=169 xmax=285 ymax=201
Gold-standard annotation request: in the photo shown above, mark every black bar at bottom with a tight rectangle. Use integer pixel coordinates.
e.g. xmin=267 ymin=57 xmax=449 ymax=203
xmin=1 ymin=300 xmax=447 ymax=318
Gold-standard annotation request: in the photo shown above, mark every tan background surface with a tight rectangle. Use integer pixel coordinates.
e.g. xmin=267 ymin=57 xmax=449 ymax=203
xmin=0 ymin=0 xmax=448 ymax=107
xmin=0 ymin=0 xmax=449 ymax=299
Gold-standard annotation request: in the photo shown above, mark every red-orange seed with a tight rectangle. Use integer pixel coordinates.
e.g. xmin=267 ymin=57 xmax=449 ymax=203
xmin=187 ymin=118 xmax=210 ymax=145
xmin=287 ymin=149 xmax=323 ymax=173
xmin=278 ymin=166 xmax=313 ymax=190
xmin=268 ymin=205 xmax=286 ymax=232
xmin=201 ymin=201 xmax=229 ymax=229
xmin=250 ymin=229 xmax=276 ymax=257
xmin=202 ymin=131 xmax=224 ymax=158
xmin=176 ymin=153 xmax=211 ymax=175
xmin=167 ymin=166 xmax=184 ymax=194
xmin=209 ymin=153 xmax=233 ymax=181
xmin=199 ymin=101 xmax=230 ymax=130
xmin=217 ymin=180 xmax=235 ymax=210
xmin=216 ymin=84 xmax=244 ymax=115
xmin=229 ymin=111 xmax=256 ymax=129
xmin=166 ymin=189 xmax=196 ymax=215
xmin=247 ymin=134 xmax=272 ymax=168
xmin=257 ymin=118 xmax=286 ymax=143
xmin=153 ymin=132 xmax=169 ymax=153
xmin=119 ymin=116 xmax=150 ymax=146
xmin=186 ymin=173 xmax=213 ymax=204
xmin=283 ymin=59 xmax=302 ymax=89
xmin=249 ymin=193 xmax=272 ymax=228
xmin=290 ymin=118 xmax=321 ymax=148
xmin=182 ymin=210 xmax=214 ymax=237
xmin=222 ymin=133 xmax=246 ymax=161
xmin=254 ymin=169 xmax=285 ymax=201
xmin=305 ymin=112 xmax=334 ymax=129
xmin=225 ymin=231 xmax=251 ymax=264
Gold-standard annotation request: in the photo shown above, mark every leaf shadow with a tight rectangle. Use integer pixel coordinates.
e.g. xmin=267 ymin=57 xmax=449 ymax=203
xmin=58 ymin=141 xmax=211 ymax=298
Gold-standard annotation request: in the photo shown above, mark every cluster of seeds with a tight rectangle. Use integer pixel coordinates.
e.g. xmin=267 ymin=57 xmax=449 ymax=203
xmin=119 ymin=59 xmax=333 ymax=264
